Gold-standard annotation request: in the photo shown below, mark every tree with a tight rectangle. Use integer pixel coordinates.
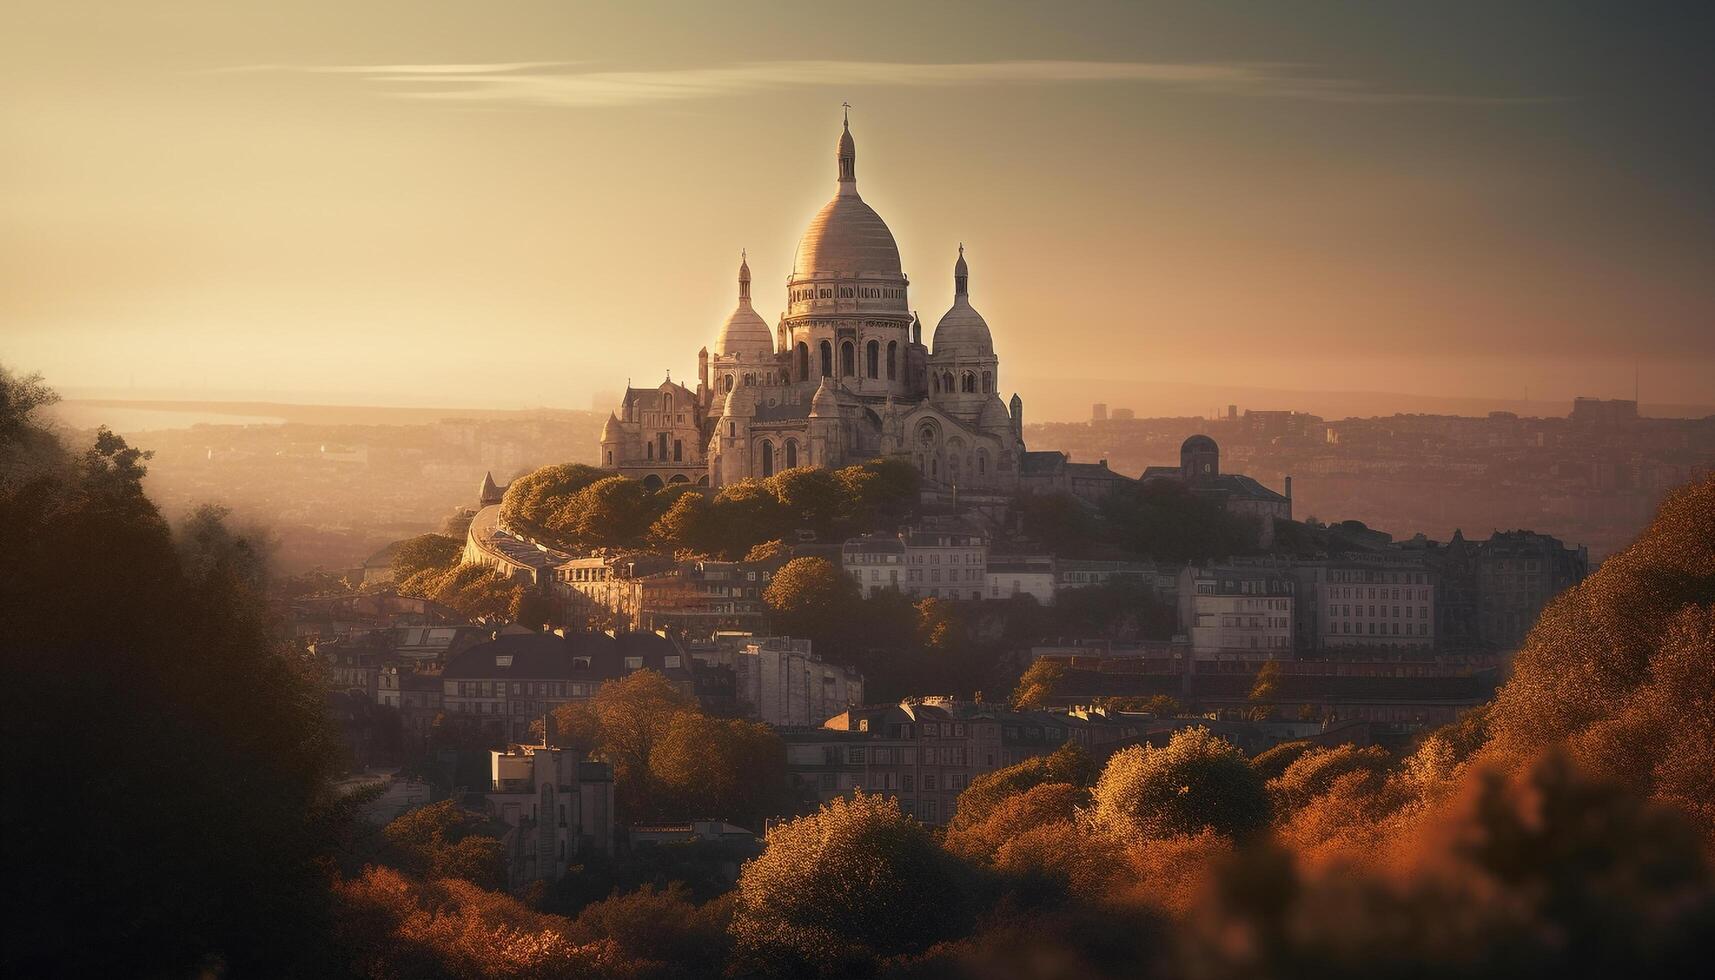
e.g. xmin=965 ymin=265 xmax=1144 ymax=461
xmin=731 ymin=792 xmax=972 ymax=976
xmin=2 ymin=369 xmax=346 ymax=977
xmin=1484 ymin=477 xmax=1715 ymax=835
xmin=1092 ymin=728 xmax=1271 ymax=841
xmin=1246 ymin=660 xmax=1283 ymax=722
xmin=1010 ymin=658 xmax=1067 ymax=710
xmin=650 ymin=489 xmax=716 ymax=555
xmin=744 ymin=538 xmax=791 ymax=562
xmin=951 ymin=741 xmax=1095 ymax=831
xmin=498 ymin=462 xmax=608 ymax=536
xmin=177 ymin=502 xmax=273 ymax=593
xmin=552 ymin=475 xmax=661 ymax=549
xmin=652 ymin=714 xmax=788 ymax=829
xmin=1266 ymin=744 xmax=1393 ymax=813
xmin=833 ymin=457 xmax=919 ymax=532
xmin=763 ymin=557 xmax=859 ymax=644
xmin=1016 ymin=492 xmax=1100 ymax=558
xmin=765 ymin=466 xmax=845 ymax=540
xmin=546 ymin=700 xmax=603 ymax=758
xmin=390 ymin=532 xmax=462 ymax=581
xmin=589 ymin=669 xmax=694 ymax=819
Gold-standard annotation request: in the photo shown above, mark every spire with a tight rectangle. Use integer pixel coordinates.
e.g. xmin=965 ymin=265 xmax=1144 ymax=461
xmin=738 ymin=250 xmax=751 ymax=302
xmin=837 ymin=104 xmax=856 ymax=189
xmin=953 ymin=243 xmax=969 ymax=298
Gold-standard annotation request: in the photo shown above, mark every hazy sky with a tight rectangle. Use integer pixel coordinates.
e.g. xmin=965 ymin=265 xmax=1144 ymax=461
xmin=4 ymin=1 xmax=1712 ymax=415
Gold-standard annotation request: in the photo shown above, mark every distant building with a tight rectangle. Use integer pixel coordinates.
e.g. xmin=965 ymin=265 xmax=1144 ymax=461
xmin=1055 ymin=559 xmax=1168 ymax=594
xmin=1177 ymin=564 xmax=1296 ymax=660
xmin=439 ymin=630 xmax=697 ymax=742
xmin=1017 ymin=450 xmax=1136 ymax=503
xmin=1570 ymin=397 xmax=1639 ymax=426
xmin=726 ymin=635 xmax=863 ymax=727
xmin=1473 ymin=530 xmax=1589 ymax=651
xmin=784 ymin=699 xmax=1147 ymax=824
xmin=629 ymin=820 xmax=759 ymax=847
xmin=986 ymin=555 xmax=1057 ymax=603
xmin=1091 ymin=402 xmax=1108 ymax=422
xmin=487 ymin=745 xmax=616 ymax=889
xmin=1290 ymin=556 xmax=1436 ymax=652
xmin=1141 ymin=435 xmax=1291 ymax=545
xmin=841 ymin=519 xmax=989 ymax=600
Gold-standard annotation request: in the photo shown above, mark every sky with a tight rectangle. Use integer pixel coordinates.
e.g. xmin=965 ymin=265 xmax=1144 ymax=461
xmin=4 ymin=1 xmax=1713 ymax=418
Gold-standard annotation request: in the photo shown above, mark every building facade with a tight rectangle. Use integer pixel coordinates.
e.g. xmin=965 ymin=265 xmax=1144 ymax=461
xmin=487 ymin=745 xmax=616 ymax=890
xmin=727 ymin=635 xmax=864 ymax=727
xmin=1177 ymin=565 xmax=1296 ymax=660
xmin=842 ymin=520 xmax=990 ymax=600
xmin=1291 ymin=556 xmax=1437 ymax=652
xmin=598 ymin=116 xmax=1027 ymax=490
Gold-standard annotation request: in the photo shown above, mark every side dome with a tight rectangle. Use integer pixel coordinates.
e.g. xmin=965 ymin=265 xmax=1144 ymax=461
xmin=723 ymin=383 xmax=756 ymax=418
xmin=716 ymin=253 xmax=775 ymax=357
xmin=977 ymin=394 xmax=1010 ymax=431
xmin=931 ymin=245 xmax=994 ymax=357
xmin=1181 ymin=434 xmax=1218 ymax=455
xmin=809 ymin=377 xmax=840 ymax=417
xmin=600 ymin=412 xmax=622 ymax=442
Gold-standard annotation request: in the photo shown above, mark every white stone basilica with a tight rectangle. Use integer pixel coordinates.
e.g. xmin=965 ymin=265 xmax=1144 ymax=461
xmin=599 ymin=114 xmax=1025 ymax=490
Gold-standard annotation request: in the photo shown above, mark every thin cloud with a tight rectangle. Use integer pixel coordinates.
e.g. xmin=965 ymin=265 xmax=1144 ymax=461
xmin=223 ymin=59 xmax=1544 ymax=107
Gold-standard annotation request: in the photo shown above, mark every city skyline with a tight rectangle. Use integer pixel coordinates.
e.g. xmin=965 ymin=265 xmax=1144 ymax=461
xmin=6 ymin=1 xmax=1713 ymax=414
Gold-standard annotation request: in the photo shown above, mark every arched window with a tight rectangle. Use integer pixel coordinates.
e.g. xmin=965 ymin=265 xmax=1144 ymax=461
xmin=785 ymin=440 xmax=798 ymax=467
xmin=942 ymin=371 xmax=954 ymax=392
xmin=669 ymin=474 xmax=689 ymax=484
xmin=744 ymin=373 xmax=754 ymax=386
xmin=796 ymin=342 xmax=810 ymax=381
xmin=820 ymin=341 xmax=833 ymax=378
xmin=664 ymin=395 xmax=672 ymax=412
xmin=841 ymin=341 xmax=855 ymax=377
xmin=723 ymin=375 xmax=734 ymax=393
xmin=642 ymin=474 xmax=664 ymax=491
xmin=932 ymin=374 xmax=940 ymax=393
xmin=982 ymin=371 xmax=993 ymax=393
xmin=647 ymin=442 xmax=654 ymax=460
xmin=866 ymin=340 xmax=879 ymax=378
xmin=961 ymin=372 xmax=976 ymax=393
xmin=606 ymin=450 xmax=613 ymax=465
xmin=887 ymin=341 xmax=897 ymax=380
xmin=761 ymin=440 xmax=775 ymax=477
xmin=977 ymin=450 xmax=988 ymax=475
xmin=728 ymin=421 xmax=735 ymax=437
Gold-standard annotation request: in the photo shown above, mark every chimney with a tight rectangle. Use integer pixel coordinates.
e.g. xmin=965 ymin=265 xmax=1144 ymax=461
xmin=1284 ymin=475 xmax=1293 ymax=501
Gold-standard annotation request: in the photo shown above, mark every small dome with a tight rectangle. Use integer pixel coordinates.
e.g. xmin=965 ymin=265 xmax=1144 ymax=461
xmin=716 ymin=253 xmax=775 ymax=357
xmin=932 ymin=247 xmax=993 ymax=358
xmin=716 ymin=304 xmax=773 ymax=358
xmin=600 ymin=413 xmax=622 ymax=442
xmin=810 ymin=377 xmax=840 ymax=417
xmin=1181 ymin=434 xmax=1219 ymax=455
xmin=978 ymin=395 xmax=1010 ymax=431
xmin=723 ymin=384 xmax=756 ymax=418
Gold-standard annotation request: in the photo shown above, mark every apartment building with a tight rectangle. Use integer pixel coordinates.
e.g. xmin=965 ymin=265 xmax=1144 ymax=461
xmin=1176 ymin=565 xmax=1295 ymax=660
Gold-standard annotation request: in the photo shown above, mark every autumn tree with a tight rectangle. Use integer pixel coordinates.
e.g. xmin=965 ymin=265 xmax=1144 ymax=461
xmin=1483 ymin=477 xmax=1715 ymax=835
xmin=951 ymin=741 xmax=1096 ymax=832
xmin=390 ymin=532 xmax=462 ymax=581
xmin=652 ymin=714 xmax=789 ymax=829
xmin=731 ymin=792 xmax=973 ymax=976
xmin=762 ymin=556 xmax=860 ymax=645
xmin=1246 ymin=659 xmax=1283 ymax=722
xmin=498 ymin=462 xmax=608 ymax=535
xmin=589 ymin=669 xmax=694 ymax=819
xmin=1010 ymin=658 xmax=1067 ymax=710
xmin=545 ymin=700 xmax=603 ymax=758
xmin=1092 ymin=727 xmax=1271 ymax=842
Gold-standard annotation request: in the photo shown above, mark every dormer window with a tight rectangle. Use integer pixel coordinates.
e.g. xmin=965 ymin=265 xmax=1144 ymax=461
xmin=495 ymin=655 xmax=513 ymax=668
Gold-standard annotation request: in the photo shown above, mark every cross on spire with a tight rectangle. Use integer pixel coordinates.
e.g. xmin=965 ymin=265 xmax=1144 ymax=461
xmin=842 ymin=101 xmax=851 ymax=125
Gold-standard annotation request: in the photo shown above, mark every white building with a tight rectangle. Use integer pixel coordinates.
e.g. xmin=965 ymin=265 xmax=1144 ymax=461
xmin=986 ymin=556 xmax=1056 ymax=603
xmin=842 ymin=520 xmax=990 ymax=601
xmin=1176 ymin=565 xmax=1295 ymax=661
xmin=1291 ymin=558 xmax=1436 ymax=651
xmin=728 ymin=636 xmax=864 ymax=728
xmin=487 ymin=745 xmax=616 ymax=890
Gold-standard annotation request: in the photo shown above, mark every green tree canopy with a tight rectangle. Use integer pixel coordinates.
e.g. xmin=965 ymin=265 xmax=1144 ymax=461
xmin=390 ymin=532 xmax=462 ymax=581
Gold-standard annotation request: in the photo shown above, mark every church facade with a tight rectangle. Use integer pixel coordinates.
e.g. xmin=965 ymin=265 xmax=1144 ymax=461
xmin=599 ymin=116 xmax=1025 ymax=490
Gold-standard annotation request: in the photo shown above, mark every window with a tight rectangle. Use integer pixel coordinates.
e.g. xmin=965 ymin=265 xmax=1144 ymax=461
xmin=841 ymin=340 xmax=855 ymax=377
xmin=623 ymin=656 xmax=643 ymax=670
xmin=887 ymin=341 xmax=897 ymax=379
xmin=796 ymin=342 xmax=810 ymax=381
xmin=785 ymin=440 xmax=798 ymax=468
xmin=673 ymin=439 xmax=682 ymax=462
xmin=866 ymin=340 xmax=879 ymax=378
xmin=820 ymin=340 xmax=833 ymax=377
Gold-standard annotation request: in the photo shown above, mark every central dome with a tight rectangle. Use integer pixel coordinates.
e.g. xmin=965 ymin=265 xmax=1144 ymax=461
xmin=792 ymin=195 xmax=903 ymax=279
xmin=790 ymin=117 xmax=904 ymax=280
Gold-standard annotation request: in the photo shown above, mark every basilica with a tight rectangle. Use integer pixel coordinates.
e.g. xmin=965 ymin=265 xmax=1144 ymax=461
xmin=599 ymin=114 xmax=1025 ymax=490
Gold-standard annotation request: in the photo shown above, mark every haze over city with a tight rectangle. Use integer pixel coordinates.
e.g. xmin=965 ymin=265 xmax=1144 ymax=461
xmin=6 ymin=1 xmax=1712 ymax=416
